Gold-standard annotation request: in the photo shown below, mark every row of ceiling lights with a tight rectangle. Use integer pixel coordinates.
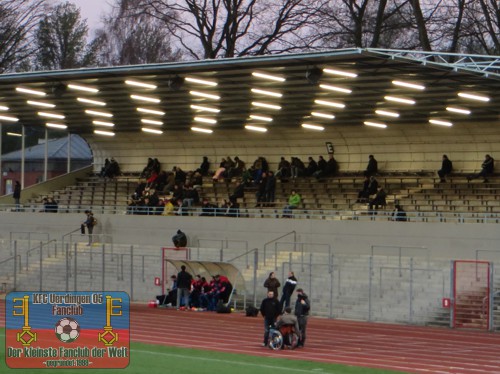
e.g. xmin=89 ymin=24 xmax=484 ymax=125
xmin=0 ymin=69 xmax=493 ymax=136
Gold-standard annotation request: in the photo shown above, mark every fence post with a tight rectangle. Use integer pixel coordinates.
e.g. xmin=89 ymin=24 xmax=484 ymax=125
xmin=130 ymin=245 xmax=134 ymax=302
xmin=39 ymin=240 xmax=43 ymax=292
xmin=102 ymin=244 xmax=105 ymax=292
xmin=449 ymin=260 xmax=454 ymax=328
xmin=14 ymin=243 xmax=18 ymax=291
xmin=409 ymin=257 xmax=414 ymax=324
xmin=74 ymin=243 xmax=78 ymax=291
xmin=489 ymin=263 xmax=494 ymax=331
xmin=253 ymin=250 xmax=258 ymax=307
xmin=65 ymin=243 xmax=70 ymax=292
xmin=329 ymin=253 xmax=334 ymax=318
xmin=368 ymin=256 xmax=373 ymax=322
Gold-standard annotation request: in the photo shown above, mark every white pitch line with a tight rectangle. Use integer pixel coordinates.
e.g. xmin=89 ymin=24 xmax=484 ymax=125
xmin=132 ymin=349 xmax=335 ymax=373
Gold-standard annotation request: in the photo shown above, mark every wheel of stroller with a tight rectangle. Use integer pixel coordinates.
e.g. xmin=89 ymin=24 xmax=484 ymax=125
xmin=268 ymin=329 xmax=283 ymax=350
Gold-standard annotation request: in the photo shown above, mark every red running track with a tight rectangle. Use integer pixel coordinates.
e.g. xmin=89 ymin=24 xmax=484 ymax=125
xmin=2 ymin=301 xmax=500 ymax=373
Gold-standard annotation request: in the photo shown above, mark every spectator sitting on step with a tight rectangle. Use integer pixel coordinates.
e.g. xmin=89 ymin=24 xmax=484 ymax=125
xmin=316 ymin=154 xmax=338 ymax=180
xmin=392 ymin=204 xmax=408 ymax=222
xmin=357 ymin=175 xmax=378 ymax=203
xmin=229 ymin=180 xmax=245 ymax=202
xmin=200 ymin=198 xmax=217 ymax=216
xmin=368 ymin=186 xmax=387 ymax=212
xmin=312 ymin=156 xmax=327 ymax=178
xmin=213 ymin=158 xmax=227 ymax=181
xmin=304 ymin=156 xmax=318 ymax=177
xmin=291 ymin=157 xmax=305 ymax=178
xmin=173 ymin=166 xmax=187 ymax=185
xmin=161 ymin=198 xmax=175 ymax=216
xmin=282 ymin=190 xmax=301 ymax=218
xmin=364 ymin=155 xmax=378 ymax=177
xmin=467 ymin=154 xmax=494 ymax=183
xmin=141 ymin=157 xmax=154 ymax=178
xmin=46 ymin=197 xmax=58 ymax=213
xmin=154 ymin=170 xmax=168 ymax=191
xmin=276 ymin=156 xmax=291 ymax=180
xmin=226 ymin=198 xmax=240 ymax=217
xmin=438 ymin=154 xmax=453 ymax=183
xmin=196 ymin=156 xmax=210 ymax=176
xmin=228 ymin=156 xmax=246 ymax=178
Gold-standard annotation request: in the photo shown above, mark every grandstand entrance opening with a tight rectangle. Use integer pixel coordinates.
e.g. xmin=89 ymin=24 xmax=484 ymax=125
xmin=161 ymin=247 xmax=246 ymax=307
xmin=452 ymin=260 xmax=491 ymax=330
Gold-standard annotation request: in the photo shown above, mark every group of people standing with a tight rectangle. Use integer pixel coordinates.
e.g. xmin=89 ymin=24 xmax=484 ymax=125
xmin=260 ymin=271 xmax=309 ymax=348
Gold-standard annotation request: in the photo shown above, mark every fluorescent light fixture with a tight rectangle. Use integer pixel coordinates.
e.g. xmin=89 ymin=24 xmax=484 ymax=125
xmin=384 ymin=96 xmax=416 ymax=105
xmin=27 ymin=100 xmax=55 ymax=108
xmin=77 ymin=97 xmax=106 ymax=106
xmin=301 ymin=123 xmax=325 ymax=131
xmin=245 ymin=125 xmax=267 ymax=132
xmin=68 ymin=84 xmax=99 ymax=93
xmin=457 ymin=92 xmax=490 ymax=102
xmin=38 ymin=111 xmax=65 ymax=119
xmin=249 ymin=114 xmax=273 ymax=122
xmin=323 ymin=68 xmax=357 ymax=78
xmin=429 ymin=119 xmax=453 ymax=127
xmin=137 ymin=108 xmax=165 ymax=116
xmin=251 ymin=102 xmax=281 ymax=110
xmin=392 ymin=80 xmax=425 ymax=90
xmin=0 ymin=115 xmax=19 ymax=122
xmin=141 ymin=119 xmax=163 ymax=126
xmin=190 ymin=104 xmax=220 ymax=113
xmin=93 ymin=120 xmax=115 ymax=127
xmin=319 ymin=84 xmax=352 ymax=94
xmin=46 ymin=123 xmax=67 ymax=129
xmin=364 ymin=121 xmax=387 ymax=129
xmin=314 ymin=99 xmax=345 ymax=109
xmin=0 ymin=105 xmax=8 ymax=111
xmin=16 ymin=87 xmax=46 ymax=96
xmin=94 ymin=130 xmax=115 ymax=136
xmin=252 ymin=72 xmax=286 ymax=82
xmin=7 ymin=132 xmax=22 ymax=137
xmin=375 ymin=109 xmax=399 ymax=118
xmin=311 ymin=112 xmax=335 ymax=119
xmin=194 ymin=117 xmax=217 ymax=124
xmin=142 ymin=127 xmax=163 ymax=134
xmin=85 ymin=110 xmax=113 ymax=118
xmin=446 ymin=106 xmax=471 ymax=115
xmin=251 ymin=88 xmax=282 ymax=98
xmin=130 ymin=94 xmax=161 ymax=103
xmin=125 ymin=80 xmax=157 ymax=89
xmin=191 ymin=127 xmax=213 ymax=134
xmin=185 ymin=77 xmax=217 ymax=86
xmin=189 ymin=91 xmax=220 ymax=100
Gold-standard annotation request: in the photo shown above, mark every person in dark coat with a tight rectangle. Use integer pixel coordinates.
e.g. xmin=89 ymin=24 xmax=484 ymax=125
xmin=13 ymin=181 xmax=21 ymax=211
xmin=259 ymin=291 xmax=281 ymax=346
xmin=364 ymin=155 xmax=378 ymax=176
xmin=438 ymin=155 xmax=453 ymax=183
xmin=280 ymin=271 xmax=298 ymax=310
xmin=294 ymin=288 xmax=310 ymax=347
xmin=468 ymin=154 xmax=494 ymax=183
xmin=264 ymin=272 xmax=281 ymax=299
xmin=176 ymin=265 xmax=193 ymax=308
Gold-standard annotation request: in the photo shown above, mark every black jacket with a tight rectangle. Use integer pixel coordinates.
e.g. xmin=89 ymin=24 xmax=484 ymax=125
xmin=260 ymin=297 xmax=281 ymax=320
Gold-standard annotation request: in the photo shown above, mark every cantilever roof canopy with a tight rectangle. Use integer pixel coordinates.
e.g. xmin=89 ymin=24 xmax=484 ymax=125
xmin=1 ymin=48 xmax=500 ymax=135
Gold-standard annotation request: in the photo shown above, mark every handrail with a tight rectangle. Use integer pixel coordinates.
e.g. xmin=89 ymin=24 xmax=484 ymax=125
xmin=263 ymin=231 xmax=296 ymax=266
xmin=371 ymin=245 xmax=429 ymax=276
xmin=26 ymin=239 xmax=57 ymax=271
xmin=195 ymin=239 xmax=249 ymax=261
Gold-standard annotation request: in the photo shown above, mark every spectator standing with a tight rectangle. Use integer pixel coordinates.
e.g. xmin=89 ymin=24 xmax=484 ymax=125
xmin=197 ymin=156 xmax=210 ymax=176
xmin=280 ymin=271 xmax=298 ymax=310
xmin=176 ymin=265 xmax=193 ymax=309
xmin=13 ymin=181 xmax=21 ymax=211
xmin=264 ymin=272 xmax=281 ymax=299
xmin=364 ymin=155 xmax=378 ymax=177
xmin=438 ymin=155 xmax=453 ymax=183
xmin=259 ymin=291 xmax=281 ymax=347
xmin=468 ymin=154 xmax=494 ymax=183
xmin=81 ymin=210 xmax=97 ymax=246
xmin=265 ymin=171 xmax=276 ymax=206
xmin=294 ymin=288 xmax=310 ymax=347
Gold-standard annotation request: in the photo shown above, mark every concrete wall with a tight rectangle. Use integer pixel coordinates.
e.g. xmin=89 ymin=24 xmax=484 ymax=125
xmin=85 ymin=121 xmax=500 ymax=174
xmin=0 ymin=212 xmax=498 ymax=261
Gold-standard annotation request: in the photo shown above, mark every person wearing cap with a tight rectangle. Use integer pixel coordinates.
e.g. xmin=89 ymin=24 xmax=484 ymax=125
xmin=294 ymin=288 xmax=310 ymax=347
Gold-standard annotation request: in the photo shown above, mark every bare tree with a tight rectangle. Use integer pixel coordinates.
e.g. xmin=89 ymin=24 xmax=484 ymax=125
xmin=97 ymin=0 xmax=181 ymax=66
xmin=0 ymin=0 xmax=45 ymax=73
xmin=124 ymin=0 xmax=326 ymax=60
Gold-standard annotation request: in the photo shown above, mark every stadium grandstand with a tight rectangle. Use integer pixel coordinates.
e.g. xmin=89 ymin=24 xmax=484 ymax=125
xmin=0 ymin=48 xmax=500 ymax=331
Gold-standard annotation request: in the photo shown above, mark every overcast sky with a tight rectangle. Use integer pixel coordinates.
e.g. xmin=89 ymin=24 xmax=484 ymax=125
xmin=53 ymin=0 xmax=112 ymax=31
